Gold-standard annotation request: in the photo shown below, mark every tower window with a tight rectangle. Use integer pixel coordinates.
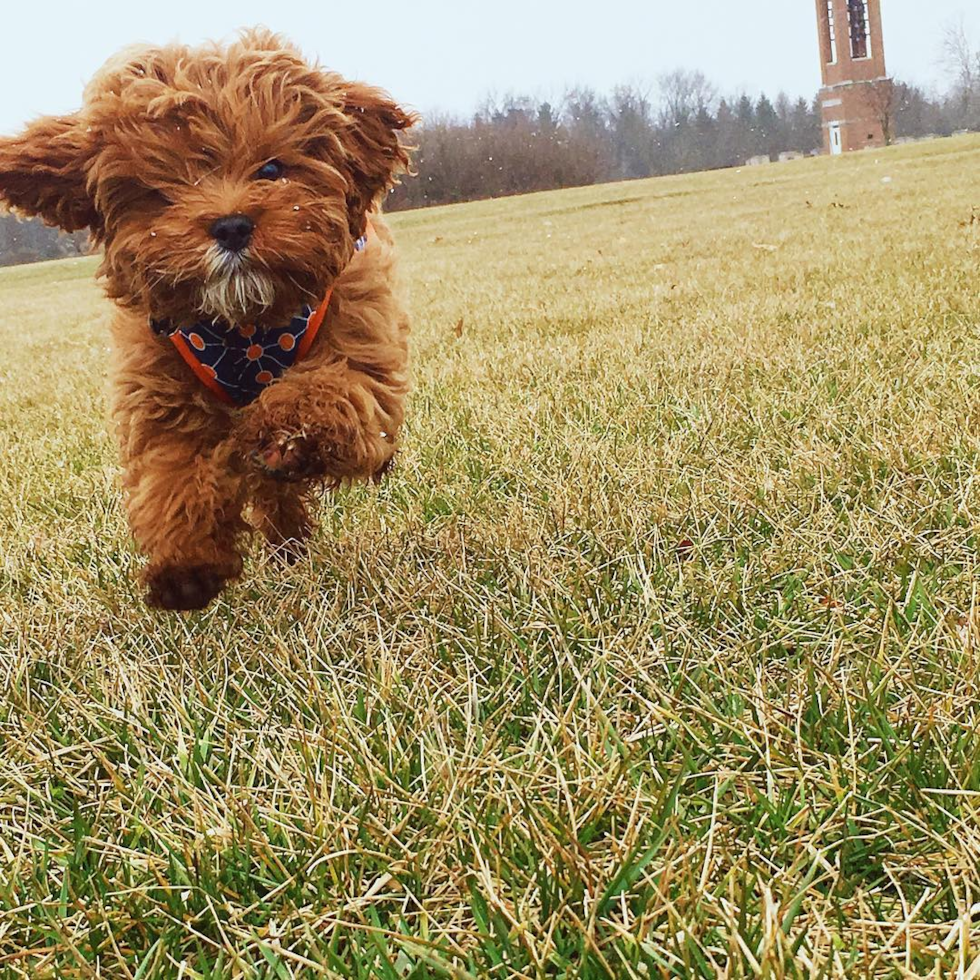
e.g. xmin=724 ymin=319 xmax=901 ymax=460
xmin=825 ymin=1 xmax=838 ymax=64
xmin=848 ymin=0 xmax=871 ymax=59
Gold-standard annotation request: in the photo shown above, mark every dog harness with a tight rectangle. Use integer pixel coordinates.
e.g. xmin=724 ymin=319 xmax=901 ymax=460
xmin=151 ymin=233 xmax=368 ymax=407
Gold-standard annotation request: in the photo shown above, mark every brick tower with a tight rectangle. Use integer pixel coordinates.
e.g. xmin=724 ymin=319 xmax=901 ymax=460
xmin=815 ymin=0 xmax=889 ymax=154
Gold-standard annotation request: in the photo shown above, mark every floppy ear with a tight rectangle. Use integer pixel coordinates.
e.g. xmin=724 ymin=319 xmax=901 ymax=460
xmin=340 ymin=83 xmax=417 ymax=237
xmin=0 ymin=113 xmax=98 ymax=232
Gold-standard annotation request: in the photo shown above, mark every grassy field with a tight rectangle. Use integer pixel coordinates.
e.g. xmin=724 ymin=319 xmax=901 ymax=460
xmin=1 ymin=135 xmax=979 ymax=978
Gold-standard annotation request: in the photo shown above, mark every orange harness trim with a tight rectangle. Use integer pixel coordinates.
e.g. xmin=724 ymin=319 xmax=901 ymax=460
xmin=167 ymin=286 xmax=335 ymax=407
xmin=152 ymin=225 xmax=373 ymax=407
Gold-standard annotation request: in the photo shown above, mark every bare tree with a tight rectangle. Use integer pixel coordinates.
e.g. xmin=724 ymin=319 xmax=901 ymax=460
xmin=941 ymin=19 xmax=980 ymax=130
xmin=942 ymin=20 xmax=979 ymax=90
xmin=657 ymin=69 xmax=717 ymax=129
xmin=864 ymin=78 xmax=896 ymax=145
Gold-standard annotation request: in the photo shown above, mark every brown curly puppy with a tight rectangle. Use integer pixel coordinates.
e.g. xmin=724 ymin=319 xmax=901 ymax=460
xmin=0 ymin=30 xmax=416 ymax=611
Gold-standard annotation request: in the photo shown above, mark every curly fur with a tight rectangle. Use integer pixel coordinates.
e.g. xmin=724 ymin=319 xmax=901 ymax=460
xmin=0 ymin=29 xmax=416 ymax=610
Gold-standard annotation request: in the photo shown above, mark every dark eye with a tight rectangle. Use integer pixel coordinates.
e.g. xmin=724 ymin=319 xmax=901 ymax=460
xmin=255 ymin=159 xmax=284 ymax=181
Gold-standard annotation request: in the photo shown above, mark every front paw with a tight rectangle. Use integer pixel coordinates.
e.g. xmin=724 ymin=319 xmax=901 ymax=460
xmin=250 ymin=433 xmax=329 ymax=483
xmin=236 ymin=401 xmax=393 ymax=484
xmin=145 ymin=563 xmax=230 ymax=611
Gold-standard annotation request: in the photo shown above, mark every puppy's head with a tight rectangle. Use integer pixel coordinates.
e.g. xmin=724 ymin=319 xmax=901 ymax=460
xmin=0 ymin=29 xmax=416 ymax=325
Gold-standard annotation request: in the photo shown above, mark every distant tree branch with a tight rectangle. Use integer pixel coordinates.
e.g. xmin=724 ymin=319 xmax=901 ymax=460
xmin=864 ymin=78 xmax=896 ymax=145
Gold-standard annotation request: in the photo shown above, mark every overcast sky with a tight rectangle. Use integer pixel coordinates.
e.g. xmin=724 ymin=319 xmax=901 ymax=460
xmin=0 ymin=0 xmax=975 ymax=132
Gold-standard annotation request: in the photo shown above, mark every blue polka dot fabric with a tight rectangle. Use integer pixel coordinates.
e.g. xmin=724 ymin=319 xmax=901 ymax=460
xmin=164 ymin=308 xmax=321 ymax=406
xmin=150 ymin=234 xmax=367 ymax=406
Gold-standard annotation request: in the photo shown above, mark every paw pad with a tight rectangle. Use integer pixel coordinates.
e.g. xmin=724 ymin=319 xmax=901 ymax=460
xmin=251 ymin=434 xmax=324 ymax=482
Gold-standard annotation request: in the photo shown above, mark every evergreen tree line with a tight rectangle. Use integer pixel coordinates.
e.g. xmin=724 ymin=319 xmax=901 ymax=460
xmin=388 ymin=70 xmax=979 ymax=210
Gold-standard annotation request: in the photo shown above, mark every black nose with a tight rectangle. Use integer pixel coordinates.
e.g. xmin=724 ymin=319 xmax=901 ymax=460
xmin=209 ymin=213 xmax=254 ymax=252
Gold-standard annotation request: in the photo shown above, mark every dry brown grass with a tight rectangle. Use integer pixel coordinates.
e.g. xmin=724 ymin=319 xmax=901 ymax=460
xmin=1 ymin=135 xmax=980 ymax=977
